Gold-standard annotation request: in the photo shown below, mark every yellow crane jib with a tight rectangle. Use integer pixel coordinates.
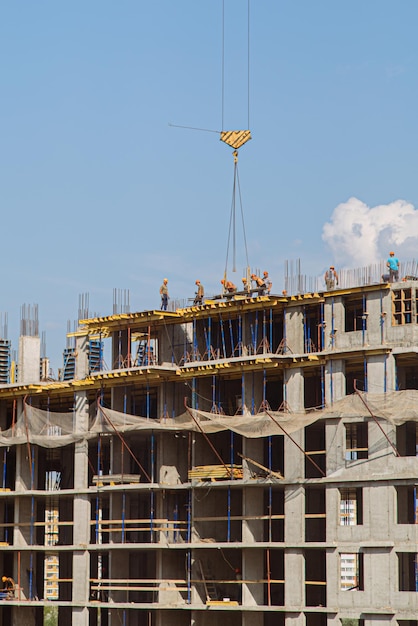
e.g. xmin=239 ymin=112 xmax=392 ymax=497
xmin=220 ymin=130 xmax=252 ymax=151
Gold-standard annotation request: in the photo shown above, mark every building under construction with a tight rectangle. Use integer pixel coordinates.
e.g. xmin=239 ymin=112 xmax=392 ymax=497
xmin=1 ymin=275 xmax=418 ymax=626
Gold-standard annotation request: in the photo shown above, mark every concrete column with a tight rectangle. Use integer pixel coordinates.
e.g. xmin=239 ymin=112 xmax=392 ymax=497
xmin=323 ymin=296 xmax=344 ymax=351
xmin=325 ymin=359 xmax=345 ymax=404
xmin=284 ymin=368 xmax=304 ymax=482
xmin=12 ymin=399 xmax=37 ymax=618
xmin=18 ymin=336 xmax=40 ymax=384
xmin=284 ymin=551 xmax=304 ymax=608
xmin=72 ymin=391 xmax=90 ymax=626
xmin=285 ymin=306 xmax=303 ymax=354
xmin=242 ymin=548 xmax=263 ymax=607
xmin=367 ymin=354 xmax=387 ymax=393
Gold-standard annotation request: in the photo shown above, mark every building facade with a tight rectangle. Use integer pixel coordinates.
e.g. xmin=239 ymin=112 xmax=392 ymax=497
xmin=0 ymin=281 xmax=417 ymax=625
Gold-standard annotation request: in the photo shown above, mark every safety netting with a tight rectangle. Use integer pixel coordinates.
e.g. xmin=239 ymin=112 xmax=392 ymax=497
xmin=1 ymin=390 xmax=418 ymax=448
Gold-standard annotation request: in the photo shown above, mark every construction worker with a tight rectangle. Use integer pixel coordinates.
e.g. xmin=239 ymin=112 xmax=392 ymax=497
xmin=387 ymin=251 xmax=399 ymax=282
xmin=1 ymin=576 xmax=15 ymax=598
xmin=324 ymin=266 xmax=338 ymax=290
xmin=193 ymin=280 xmax=204 ymax=305
xmin=251 ymin=274 xmax=266 ymax=294
xmin=263 ymin=271 xmax=272 ymax=294
xmin=241 ymin=277 xmax=250 ymax=292
xmin=221 ymin=279 xmax=237 ymax=294
xmin=159 ymin=278 xmax=169 ymax=311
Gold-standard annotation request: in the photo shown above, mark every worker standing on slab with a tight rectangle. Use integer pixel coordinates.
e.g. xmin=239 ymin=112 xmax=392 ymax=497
xmin=221 ymin=279 xmax=237 ymax=294
xmin=241 ymin=277 xmax=250 ymax=292
xmin=193 ymin=280 xmax=204 ymax=305
xmin=324 ymin=266 xmax=339 ymax=290
xmin=387 ymin=251 xmax=399 ymax=282
xmin=160 ymin=278 xmax=169 ymax=311
xmin=263 ymin=271 xmax=272 ymax=294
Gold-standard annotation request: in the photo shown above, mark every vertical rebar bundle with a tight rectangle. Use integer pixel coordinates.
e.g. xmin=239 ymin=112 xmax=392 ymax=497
xmin=113 ymin=289 xmax=131 ymax=314
xmin=20 ymin=304 xmax=39 ymax=337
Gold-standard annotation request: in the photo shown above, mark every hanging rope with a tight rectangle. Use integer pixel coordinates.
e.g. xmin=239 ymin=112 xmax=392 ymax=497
xmin=224 ymin=154 xmax=250 ymax=275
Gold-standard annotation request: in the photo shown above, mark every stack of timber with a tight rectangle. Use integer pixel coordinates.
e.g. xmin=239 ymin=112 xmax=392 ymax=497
xmin=188 ymin=464 xmax=243 ymax=481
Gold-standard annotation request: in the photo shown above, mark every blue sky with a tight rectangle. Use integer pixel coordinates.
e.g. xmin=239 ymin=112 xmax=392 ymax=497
xmin=2 ymin=1 xmax=418 ymax=372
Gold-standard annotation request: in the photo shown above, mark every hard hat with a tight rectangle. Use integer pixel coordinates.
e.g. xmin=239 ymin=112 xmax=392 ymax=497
xmin=2 ymin=576 xmax=6 ymax=582
xmin=195 ymin=280 xmax=200 ymax=284
xmin=330 ymin=266 xmax=334 ymax=269
xmin=263 ymin=271 xmax=268 ymax=275
xmin=390 ymin=251 xmax=394 ymax=255
xmin=163 ymin=278 xmax=168 ymax=282
xmin=221 ymin=279 xmax=225 ymax=284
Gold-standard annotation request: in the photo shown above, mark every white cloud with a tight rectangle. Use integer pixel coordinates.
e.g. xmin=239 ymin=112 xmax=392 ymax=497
xmin=322 ymin=197 xmax=418 ymax=267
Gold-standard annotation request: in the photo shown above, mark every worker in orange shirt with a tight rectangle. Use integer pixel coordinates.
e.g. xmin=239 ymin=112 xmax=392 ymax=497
xmin=221 ymin=279 xmax=237 ymax=294
xmin=251 ymin=274 xmax=267 ymax=294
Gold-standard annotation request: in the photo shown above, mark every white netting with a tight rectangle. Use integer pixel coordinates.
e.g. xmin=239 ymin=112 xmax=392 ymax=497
xmin=2 ymin=390 xmax=418 ymax=448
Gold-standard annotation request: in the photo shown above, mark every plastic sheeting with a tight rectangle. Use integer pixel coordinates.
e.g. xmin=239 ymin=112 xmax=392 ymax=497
xmin=2 ymin=389 xmax=418 ymax=448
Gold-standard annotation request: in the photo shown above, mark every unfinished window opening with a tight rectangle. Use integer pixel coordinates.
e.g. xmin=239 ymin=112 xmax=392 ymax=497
xmin=305 ymin=549 xmax=326 ymax=606
xmin=160 ymin=491 xmax=189 ymax=543
xmin=193 ymin=487 xmax=242 ymax=542
xmin=1 ymin=498 xmax=14 ymax=545
xmin=305 ymin=422 xmax=326 ymax=479
xmin=340 ymin=488 xmax=363 ymax=525
xmin=125 ymin=492 xmax=155 ymax=543
xmin=132 ymin=388 xmax=158 ymax=419
xmin=398 ymin=621 xmax=418 ymax=626
xmin=263 ymin=435 xmax=284 ymax=480
xmin=272 ymin=313 xmax=284 ymax=353
xmin=303 ymin=305 xmax=323 ymax=353
xmin=264 ymin=548 xmax=284 ymax=606
xmin=306 ymin=615 xmax=327 ymax=626
xmin=392 ymin=288 xmax=414 ymax=325
xmin=341 ymin=620 xmax=365 ymax=626
xmin=345 ymin=361 xmax=367 ymax=395
xmin=396 ymin=486 xmax=418 ymax=524
xmin=218 ymin=378 xmax=245 ymax=415
xmin=263 ymin=488 xmax=284 ymax=542
xmin=345 ymin=422 xmax=368 ymax=461
xmin=396 ymin=422 xmax=418 ymax=456
xmin=265 ymin=614 xmax=285 ymax=626
xmin=305 ymin=486 xmax=326 ymax=542
xmin=304 ymin=367 xmax=324 ymax=410
xmin=90 ymin=494 xmax=110 ymax=545
xmin=210 ymin=316 xmax=241 ymax=360
xmin=345 ymin=297 xmax=367 ymax=332
xmin=340 ymin=552 xmax=363 ymax=590
xmin=193 ymin=549 xmax=242 ymax=605
xmin=398 ymin=552 xmax=418 ymax=591
xmin=265 ymin=378 xmax=284 ymax=412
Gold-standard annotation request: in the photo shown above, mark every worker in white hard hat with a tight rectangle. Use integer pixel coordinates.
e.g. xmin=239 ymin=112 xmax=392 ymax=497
xmin=159 ymin=278 xmax=169 ymax=311
xmin=263 ymin=271 xmax=272 ymax=294
xmin=324 ymin=266 xmax=338 ymax=290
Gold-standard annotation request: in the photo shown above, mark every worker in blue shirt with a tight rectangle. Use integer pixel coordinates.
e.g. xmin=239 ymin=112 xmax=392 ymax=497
xmin=386 ymin=251 xmax=399 ymax=282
